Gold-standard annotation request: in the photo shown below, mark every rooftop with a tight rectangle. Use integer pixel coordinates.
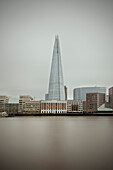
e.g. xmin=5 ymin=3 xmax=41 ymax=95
xmin=8 ymin=96 xmax=19 ymax=103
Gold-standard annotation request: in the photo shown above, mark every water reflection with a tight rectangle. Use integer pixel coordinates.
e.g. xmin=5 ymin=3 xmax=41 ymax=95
xmin=0 ymin=116 xmax=113 ymax=170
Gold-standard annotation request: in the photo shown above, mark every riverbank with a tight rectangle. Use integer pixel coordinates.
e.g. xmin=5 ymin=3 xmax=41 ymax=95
xmin=7 ymin=112 xmax=113 ymax=117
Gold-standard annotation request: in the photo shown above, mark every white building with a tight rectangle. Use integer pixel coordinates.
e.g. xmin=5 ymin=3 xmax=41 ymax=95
xmin=41 ymin=100 xmax=67 ymax=114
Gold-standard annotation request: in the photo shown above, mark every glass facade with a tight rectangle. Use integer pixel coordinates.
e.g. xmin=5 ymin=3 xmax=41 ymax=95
xmin=47 ymin=35 xmax=65 ymax=100
xmin=73 ymin=87 xmax=106 ymax=101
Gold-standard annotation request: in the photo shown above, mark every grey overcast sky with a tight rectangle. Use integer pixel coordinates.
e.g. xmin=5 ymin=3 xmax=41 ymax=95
xmin=0 ymin=0 xmax=113 ymax=99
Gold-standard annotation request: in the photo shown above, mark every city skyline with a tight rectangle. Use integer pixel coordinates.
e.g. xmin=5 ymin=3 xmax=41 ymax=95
xmin=0 ymin=0 xmax=113 ymax=99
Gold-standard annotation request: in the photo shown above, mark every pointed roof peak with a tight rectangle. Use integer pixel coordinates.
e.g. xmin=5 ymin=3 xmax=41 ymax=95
xmin=54 ymin=35 xmax=59 ymax=47
xmin=54 ymin=35 xmax=61 ymax=53
xmin=55 ymin=35 xmax=59 ymax=39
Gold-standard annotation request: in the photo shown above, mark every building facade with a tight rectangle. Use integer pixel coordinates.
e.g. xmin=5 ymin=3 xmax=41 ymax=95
xmin=19 ymin=95 xmax=33 ymax=112
xmin=5 ymin=103 xmax=19 ymax=114
xmin=67 ymin=100 xmax=83 ymax=113
xmin=5 ymin=96 xmax=19 ymax=114
xmin=5 ymin=96 xmax=41 ymax=114
xmin=23 ymin=101 xmax=40 ymax=113
xmin=0 ymin=95 xmax=9 ymax=112
xmin=83 ymin=101 xmax=87 ymax=113
xmin=46 ymin=35 xmax=65 ymax=101
xmin=41 ymin=100 xmax=67 ymax=114
xmin=86 ymin=93 xmax=105 ymax=113
xmin=73 ymin=87 xmax=106 ymax=101
xmin=109 ymin=87 xmax=113 ymax=109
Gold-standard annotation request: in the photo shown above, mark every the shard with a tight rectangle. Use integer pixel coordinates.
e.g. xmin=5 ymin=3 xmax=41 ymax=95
xmin=46 ymin=35 xmax=65 ymax=100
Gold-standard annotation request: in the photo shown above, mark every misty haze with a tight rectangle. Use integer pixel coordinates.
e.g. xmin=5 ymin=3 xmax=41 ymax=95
xmin=0 ymin=0 xmax=113 ymax=99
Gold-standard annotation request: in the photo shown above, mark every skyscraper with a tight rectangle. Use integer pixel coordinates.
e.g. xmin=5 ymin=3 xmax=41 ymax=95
xmin=46 ymin=35 xmax=65 ymax=100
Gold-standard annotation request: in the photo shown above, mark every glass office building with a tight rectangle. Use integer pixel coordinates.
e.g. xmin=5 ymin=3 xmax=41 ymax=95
xmin=73 ymin=87 xmax=106 ymax=101
xmin=46 ymin=35 xmax=65 ymax=100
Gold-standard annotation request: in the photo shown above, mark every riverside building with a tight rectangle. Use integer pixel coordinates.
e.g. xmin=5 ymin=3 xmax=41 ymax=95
xmin=5 ymin=96 xmax=19 ymax=114
xmin=73 ymin=87 xmax=106 ymax=101
xmin=86 ymin=93 xmax=105 ymax=113
xmin=0 ymin=95 xmax=9 ymax=112
xmin=109 ymin=86 xmax=113 ymax=109
xmin=41 ymin=100 xmax=67 ymax=114
xmin=6 ymin=96 xmax=41 ymax=114
xmin=73 ymin=87 xmax=106 ymax=112
xmin=19 ymin=95 xmax=33 ymax=112
xmin=67 ymin=100 xmax=83 ymax=113
xmin=23 ymin=101 xmax=41 ymax=113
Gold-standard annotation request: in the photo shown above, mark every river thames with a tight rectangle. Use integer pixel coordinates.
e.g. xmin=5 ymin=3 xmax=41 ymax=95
xmin=0 ymin=116 xmax=113 ymax=170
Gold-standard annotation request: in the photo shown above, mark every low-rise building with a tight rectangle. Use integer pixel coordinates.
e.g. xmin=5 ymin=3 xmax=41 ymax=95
xmin=86 ymin=93 xmax=105 ymax=113
xmin=109 ymin=87 xmax=113 ymax=109
xmin=6 ymin=103 xmax=19 ymax=114
xmin=98 ymin=103 xmax=113 ymax=113
xmin=41 ymin=100 xmax=67 ymax=114
xmin=23 ymin=101 xmax=41 ymax=113
xmin=0 ymin=95 xmax=9 ymax=112
xmin=67 ymin=100 xmax=83 ymax=113
xmin=19 ymin=95 xmax=33 ymax=112
xmin=5 ymin=96 xmax=19 ymax=114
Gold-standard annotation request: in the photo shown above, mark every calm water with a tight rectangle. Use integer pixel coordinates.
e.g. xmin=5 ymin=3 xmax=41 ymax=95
xmin=0 ymin=116 xmax=113 ymax=170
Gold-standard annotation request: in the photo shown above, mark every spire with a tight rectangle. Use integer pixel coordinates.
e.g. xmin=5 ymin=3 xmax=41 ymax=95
xmin=54 ymin=35 xmax=58 ymax=47
xmin=46 ymin=36 xmax=65 ymax=100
